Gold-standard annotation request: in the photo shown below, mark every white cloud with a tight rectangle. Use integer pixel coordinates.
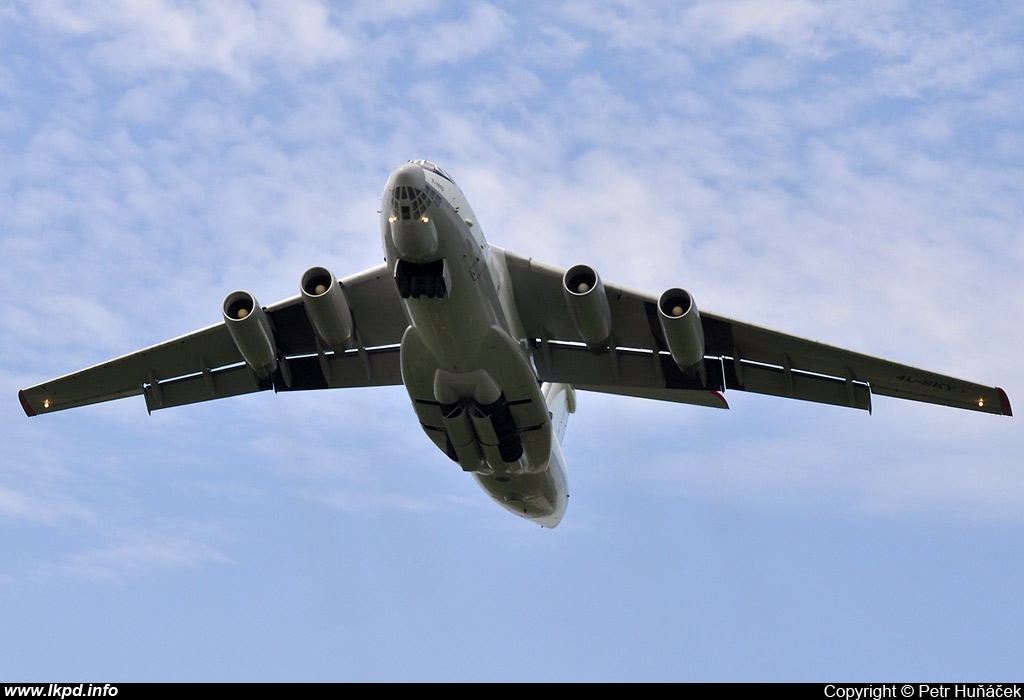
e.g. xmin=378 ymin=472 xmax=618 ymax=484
xmin=0 ymin=486 xmax=94 ymax=525
xmin=859 ymin=6 xmax=1024 ymax=97
xmin=26 ymin=0 xmax=354 ymax=83
xmin=37 ymin=530 xmax=233 ymax=583
xmin=303 ymin=489 xmax=446 ymax=515
xmin=415 ymin=3 xmax=513 ymax=65
xmin=682 ymin=0 xmax=829 ymax=56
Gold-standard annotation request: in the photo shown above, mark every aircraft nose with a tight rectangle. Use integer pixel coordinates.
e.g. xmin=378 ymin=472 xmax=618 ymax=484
xmin=388 ymin=162 xmax=426 ymax=190
xmin=387 ymin=163 xmax=438 ymax=262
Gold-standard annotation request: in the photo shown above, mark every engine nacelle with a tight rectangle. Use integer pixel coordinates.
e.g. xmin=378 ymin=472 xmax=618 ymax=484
xmin=562 ymin=264 xmax=612 ymax=347
xmin=300 ymin=266 xmax=354 ymax=348
xmin=222 ymin=290 xmax=278 ymax=379
xmin=658 ymin=287 xmax=705 ymax=371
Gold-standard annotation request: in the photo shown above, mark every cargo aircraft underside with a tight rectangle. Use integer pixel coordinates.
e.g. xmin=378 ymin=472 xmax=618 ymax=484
xmin=19 ymin=160 xmax=1012 ymax=527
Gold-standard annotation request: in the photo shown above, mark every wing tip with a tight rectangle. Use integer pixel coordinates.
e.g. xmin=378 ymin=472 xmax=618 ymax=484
xmin=18 ymin=389 xmax=36 ymax=417
xmin=997 ymin=387 xmax=1012 ymax=417
xmin=711 ymin=390 xmax=729 ymax=409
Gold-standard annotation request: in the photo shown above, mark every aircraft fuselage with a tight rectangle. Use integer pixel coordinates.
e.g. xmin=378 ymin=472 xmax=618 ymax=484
xmin=380 ymin=161 xmax=569 ymax=527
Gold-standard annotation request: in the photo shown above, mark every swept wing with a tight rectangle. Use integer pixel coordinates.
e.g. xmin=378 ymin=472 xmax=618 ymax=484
xmin=501 ymin=250 xmax=1011 ymax=416
xmin=19 ymin=252 xmax=1012 ymax=419
xmin=19 ymin=264 xmax=408 ymax=416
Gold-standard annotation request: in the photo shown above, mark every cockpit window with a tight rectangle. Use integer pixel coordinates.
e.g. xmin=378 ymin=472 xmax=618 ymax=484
xmin=409 ymin=159 xmax=455 ymax=184
xmin=390 ymin=184 xmax=439 ymax=221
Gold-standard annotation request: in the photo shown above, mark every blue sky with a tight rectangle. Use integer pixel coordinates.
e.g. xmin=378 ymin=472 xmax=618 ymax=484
xmin=2 ymin=0 xmax=1022 ymax=681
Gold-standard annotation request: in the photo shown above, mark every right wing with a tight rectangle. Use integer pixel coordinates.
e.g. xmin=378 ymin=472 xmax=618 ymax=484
xmin=502 ymin=250 xmax=1011 ymax=416
xmin=19 ymin=264 xmax=410 ymax=416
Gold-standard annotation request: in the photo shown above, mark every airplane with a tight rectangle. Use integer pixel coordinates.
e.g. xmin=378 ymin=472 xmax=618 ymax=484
xmin=18 ymin=159 xmax=1013 ymax=528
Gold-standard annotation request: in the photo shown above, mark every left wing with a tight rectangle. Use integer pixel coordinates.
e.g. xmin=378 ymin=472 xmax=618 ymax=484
xmin=20 ymin=264 xmax=409 ymax=416
xmin=501 ymin=250 xmax=1011 ymax=416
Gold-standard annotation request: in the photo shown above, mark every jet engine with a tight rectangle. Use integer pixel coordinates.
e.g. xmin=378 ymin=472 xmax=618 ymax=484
xmin=300 ymin=266 xmax=354 ymax=348
xmin=562 ymin=264 xmax=611 ymax=348
xmin=657 ymin=287 xmax=705 ymax=372
xmin=222 ymin=291 xmax=278 ymax=378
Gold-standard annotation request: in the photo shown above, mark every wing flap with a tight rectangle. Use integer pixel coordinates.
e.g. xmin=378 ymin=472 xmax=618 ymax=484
xmin=725 ymin=359 xmax=873 ymax=412
xmin=532 ymin=339 xmax=873 ymax=411
xmin=272 ymin=348 xmax=403 ymax=393
xmin=532 ymin=340 xmax=727 ymax=408
xmin=704 ymin=313 xmax=1009 ymax=415
xmin=142 ymin=347 xmax=403 ymax=412
xmin=145 ymin=363 xmax=272 ymax=412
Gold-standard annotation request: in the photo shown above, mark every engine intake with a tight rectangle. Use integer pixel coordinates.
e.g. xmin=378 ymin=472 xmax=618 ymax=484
xmin=223 ymin=290 xmax=278 ymax=378
xmin=300 ymin=266 xmax=354 ymax=348
xmin=562 ymin=264 xmax=611 ymax=348
xmin=658 ymin=287 xmax=705 ymax=372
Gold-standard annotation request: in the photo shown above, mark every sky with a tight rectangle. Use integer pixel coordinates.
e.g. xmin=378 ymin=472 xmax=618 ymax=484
xmin=2 ymin=0 xmax=1023 ymax=682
